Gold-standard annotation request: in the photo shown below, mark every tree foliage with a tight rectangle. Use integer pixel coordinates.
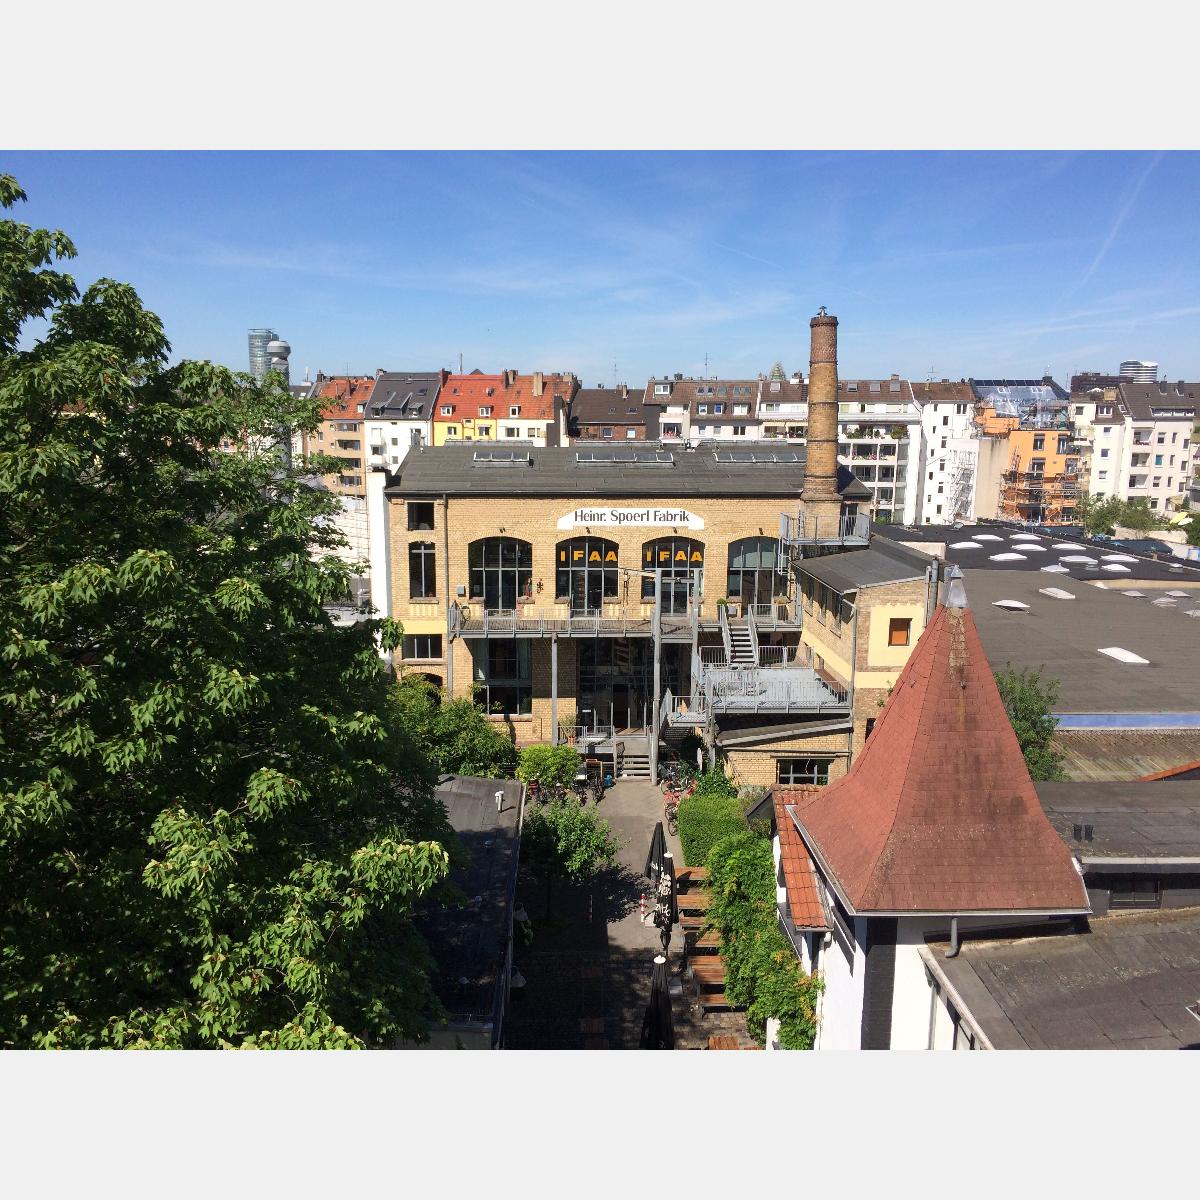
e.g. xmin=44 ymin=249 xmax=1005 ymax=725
xmin=0 ymin=175 xmax=456 ymax=1048
xmin=994 ymin=664 xmax=1067 ymax=782
xmin=705 ymin=831 xmax=822 ymax=1049
xmin=516 ymin=743 xmax=581 ymax=791
xmin=520 ymin=799 xmax=621 ymax=916
xmin=1075 ymin=492 xmax=1172 ymax=536
xmin=388 ymin=674 xmax=518 ymax=779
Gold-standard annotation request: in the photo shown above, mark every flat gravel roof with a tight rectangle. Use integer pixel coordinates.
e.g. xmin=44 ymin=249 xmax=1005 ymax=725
xmin=964 ymin=569 xmax=1200 ymax=714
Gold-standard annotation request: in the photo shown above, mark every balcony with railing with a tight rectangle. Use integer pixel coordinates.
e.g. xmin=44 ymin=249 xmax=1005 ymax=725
xmin=662 ymin=665 xmax=849 ymax=722
xmin=449 ymin=601 xmax=698 ymax=640
xmin=778 ymin=510 xmax=870 ymax=548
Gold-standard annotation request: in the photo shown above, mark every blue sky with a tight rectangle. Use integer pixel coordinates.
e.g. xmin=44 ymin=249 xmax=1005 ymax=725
xmin=6 ymin=151 xmax=1199 ymax=386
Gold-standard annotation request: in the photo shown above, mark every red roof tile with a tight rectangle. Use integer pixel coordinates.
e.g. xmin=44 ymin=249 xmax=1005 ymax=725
xmin=772 ymin=789 xmax=828 ymax=930
xmin=435 ymin=372 xmax=575 ymax=423
xmin=790 ymin=595 xmax=1090 ymax=915
xmin=315 ymin=376 xmax=376 ymax=421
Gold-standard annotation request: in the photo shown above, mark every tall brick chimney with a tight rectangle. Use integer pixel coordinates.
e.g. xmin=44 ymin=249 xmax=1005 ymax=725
xmin=802 ymin=307 xmax=843 ymax=530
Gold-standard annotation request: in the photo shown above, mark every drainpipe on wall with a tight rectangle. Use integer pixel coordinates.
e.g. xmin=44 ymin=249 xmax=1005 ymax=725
xmin=945 ymin=915 xmax=960 ymax=958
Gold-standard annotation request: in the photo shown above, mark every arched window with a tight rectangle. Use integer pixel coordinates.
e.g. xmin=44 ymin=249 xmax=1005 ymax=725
xmin=556 ymin=537 xmax=618 ymax=611
xmin=468 ymin=538 xmax=533 ymax=609
xmin=726 ymin=537 xmax=778 ymax=609
xmin=641 ymin=537 xmax=704 ymax=613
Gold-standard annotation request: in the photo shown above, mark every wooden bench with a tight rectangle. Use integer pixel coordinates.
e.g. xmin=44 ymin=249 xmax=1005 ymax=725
xmin=676 ymin=891 xmax=710 ymax=912
xmin=676 ymin=866 xmax=708 ymax=886
xmin=690 ymin=959 xmax=726 ymax=986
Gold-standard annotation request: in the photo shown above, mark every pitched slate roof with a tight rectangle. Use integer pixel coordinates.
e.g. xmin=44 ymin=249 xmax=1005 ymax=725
xmin=772 ymin=789 xmax=829 ymax=930
xmin=368 ymin=371 xmax=445 ymax=420
xmin=788 ymin=579 xmax=1091 ymax=915
xmin=1117 ymin=380 xmax=1199 ymax=420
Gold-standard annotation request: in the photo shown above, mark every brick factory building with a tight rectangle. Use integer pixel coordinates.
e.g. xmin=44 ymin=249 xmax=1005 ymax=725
xmin=368 ymin=311 xmax=936 ymax=785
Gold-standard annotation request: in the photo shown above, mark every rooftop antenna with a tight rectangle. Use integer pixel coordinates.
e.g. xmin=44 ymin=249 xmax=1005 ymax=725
xmin=459 ymin=352 xmax=463 ymax=375
xmin=704 ymin=350 xmax=709 ymax=378
xmin=927 ymin=365 xmax=935 ymax=382
xmin=614 ymin=358 xmax=618 ymax=388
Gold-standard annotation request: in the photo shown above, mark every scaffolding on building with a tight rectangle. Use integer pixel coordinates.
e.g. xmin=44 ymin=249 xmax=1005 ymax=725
xmin=947 ymin=445 xmax=976 ymax=521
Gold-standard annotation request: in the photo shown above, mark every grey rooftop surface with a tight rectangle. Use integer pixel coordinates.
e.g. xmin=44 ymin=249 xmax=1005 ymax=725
xmin=386 ymin=442 xmax=870 ymax=500
xmin=797 ymin=537 xmax=930 ymax=593
xmin=416 ymin=775 xmax=523 ymax=1032
xmin=928 ymin=908 xmax=1200 ymax=1049
xmin=1037 ymin=781 xmax=1200 ymax=859
xmin=1052 ymin=729 xmax=1200 ymax=782
xmin=876 ymin=521 xmax=1200 ymax=584
xmin=368 ymin=371 xmax=444 ymax=420
xmin=963 ymin=569 xmax=1200 ymax=714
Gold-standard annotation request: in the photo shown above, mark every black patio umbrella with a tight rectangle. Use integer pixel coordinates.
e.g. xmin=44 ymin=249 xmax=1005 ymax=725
xmin=662 ymin=851 xmax=679 ymax=927
xmin=644 ymin=820 xmax=667 ymax=884
xmin=638 ymin=954 xmax=675 ymax=1050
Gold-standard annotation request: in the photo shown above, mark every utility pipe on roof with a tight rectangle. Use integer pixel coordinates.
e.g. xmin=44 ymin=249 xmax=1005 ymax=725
xmin=945 ymin=915 xmax=960 ymax=958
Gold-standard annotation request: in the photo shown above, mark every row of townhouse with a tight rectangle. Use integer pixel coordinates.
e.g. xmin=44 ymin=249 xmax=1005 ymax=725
xmin=1070 ymin=376 xmax=1198 ymax=512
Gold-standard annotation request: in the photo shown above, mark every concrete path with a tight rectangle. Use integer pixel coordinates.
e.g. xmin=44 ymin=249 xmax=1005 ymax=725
xmin=505 ymin=779 xmax=686 ymax=1049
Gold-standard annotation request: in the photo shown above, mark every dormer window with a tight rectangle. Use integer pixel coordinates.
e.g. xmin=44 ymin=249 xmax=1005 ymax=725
xmin=479 ymin=406 xmax=492 ymax=416
xmin=509 ymin=406 xmax=521 ymax=417
xmin=847 ymin=382 xmax=858 ymax=392
xmin=713 ymin=403 xmax=724 ymax=415
xmin=440 ymin=406 xmax=453 ymax=416
xmin=697 ymin=404 xmax=708 ymax=415
xmin=654 ymin=383 xmax=670 ymax=395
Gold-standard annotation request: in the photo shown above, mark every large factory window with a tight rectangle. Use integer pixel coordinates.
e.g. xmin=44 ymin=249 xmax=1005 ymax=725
xmin=556 ymin=538 xmax=619 ymax=612
xmin=726 ymin=537 xmax=778 ymax=609
xmin=641 ymin=538 xmax=704 ymax=614
xmin=408 ymin=542 xmax=437 ymax=599
xmin=471 ymin=641 xmax=532 ymax=716
xmin=468 ymin=538 xmax=533 ymax=610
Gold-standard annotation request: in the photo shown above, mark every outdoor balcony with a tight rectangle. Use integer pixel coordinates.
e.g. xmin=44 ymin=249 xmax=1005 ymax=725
xmin=449 ymin=601 xmax=697 ymax=640
xmin=661 ymin=665 xmax=849 ymax=721
xmin=778 ymin=510 xmax=870 ymax=548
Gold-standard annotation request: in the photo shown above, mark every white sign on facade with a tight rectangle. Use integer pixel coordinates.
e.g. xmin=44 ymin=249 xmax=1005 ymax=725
xmin=555 ymin=506 xmax=706 ymax=531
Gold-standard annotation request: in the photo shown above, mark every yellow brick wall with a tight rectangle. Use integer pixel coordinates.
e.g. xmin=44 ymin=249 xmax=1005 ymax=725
xmin=724 ymin=730 xmax=851 ymax=789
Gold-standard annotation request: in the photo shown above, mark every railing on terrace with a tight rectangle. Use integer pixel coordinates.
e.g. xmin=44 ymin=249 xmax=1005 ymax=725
xmin=449 ymin=604 xmax=695 ymax=637
xmin=778 ymin=511 xmax=870 ymax=548
xmin=757 ymin=644 xmax=801 ymax=667
xmin=698 ymin=666 xmax=849 ymax=716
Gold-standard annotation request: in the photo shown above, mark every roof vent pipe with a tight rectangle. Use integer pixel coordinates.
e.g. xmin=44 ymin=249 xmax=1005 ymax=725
xmin=943 ymin=563 xmax=969 ymax=609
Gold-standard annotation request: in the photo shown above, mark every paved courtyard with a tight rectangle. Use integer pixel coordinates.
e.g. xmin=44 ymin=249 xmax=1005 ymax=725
xmin=504 ymin=779 xmax=750 ymax=1050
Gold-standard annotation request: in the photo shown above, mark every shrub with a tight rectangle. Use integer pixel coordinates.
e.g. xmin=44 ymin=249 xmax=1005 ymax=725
xmin=517 ymin=744 xmax=581 ymax=792
xmin=706 ymin=831 xmax=823 ymax=1049
xmin=677 ymin=773 xmax=744 ymax=867
xmin=520 ymin=798 xmax=622 ymax=916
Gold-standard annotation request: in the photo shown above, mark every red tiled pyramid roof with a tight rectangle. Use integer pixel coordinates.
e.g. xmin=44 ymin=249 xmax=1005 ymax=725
xmin=772 ymin=789 xmax=828 ymax=930
xmin=790 ymin=596 xmax=1090 ymax=915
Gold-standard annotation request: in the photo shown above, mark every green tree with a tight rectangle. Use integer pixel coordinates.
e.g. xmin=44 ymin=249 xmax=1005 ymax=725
xmin=1075 ymin=492 xmax=1123 ymax=536
xmin=0 ymin=176 xmax=455 ymax=1048
xmin=516 ymin=743 xmax=581 ymax=792
xmin=994 ymin=664 xmax=1067 ymax=781
xmin=388 ymin=674 xmax=518 ymax=778
xmin=520 ymin=799 xmax=621 ymax=917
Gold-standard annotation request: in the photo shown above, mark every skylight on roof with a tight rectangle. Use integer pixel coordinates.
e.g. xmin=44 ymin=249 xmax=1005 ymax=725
xmin=1121 ymin=591 xmax=1147 ymax=597
xmin=1101 ymin=564 xmax=1132 ymax=573
xmin=472 ymin=449 xmax=531 ymax=466
xmin=949 ymin=541 xmax=983 ymax=549
xmin=712 ymin=449 xmax=804 ymax=465
xmin=989 ymin=552 xmax=1027 ymax=561
xmin=992 ymin=599 xmax=1030 ymax=610
xmin=575 ymin=449 xmax=674 ymax=466
xmin=1040 ymin=564 xmax=1071 ymax=574
xmin=1059 ymin=555 xmax=1097 ymax=564
xmin=1039 ymin=587 xmax=1075 ymax=600
xmin=1102 ymin=554 xmax=1139 ymax=563
xmin=1098 ymin=647 xmax=1150 ymax=665
xmin=974 ymin=534 xmax=1003 ymax=542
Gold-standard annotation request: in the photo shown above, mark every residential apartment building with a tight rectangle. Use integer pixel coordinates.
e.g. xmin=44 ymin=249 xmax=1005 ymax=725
xmin=564 ymin=384 xmax=659 ymax=442
xmin=296 ymin=375 xmax=376 ymax=499
xmin=1074 ymin=378 xmax=1197 ymax=512
xmin=432 ymin=370 xmax=576 ymax=446
xmin=642 ymin=376 xmax=763 ymax=443
xmin=836 ymin=376 xmax=922 ymax=525
xmin=915 ymin=380 xmax=977 ymax=523
xmin=369 ymin=310 xmax=922 ymax=787
xmin=363 ymin=370 xmax=446 ymax=471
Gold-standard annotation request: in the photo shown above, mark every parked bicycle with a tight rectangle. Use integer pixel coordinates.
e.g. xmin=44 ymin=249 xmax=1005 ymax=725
xmin=664 ymin=794 xmax=680 ymax=837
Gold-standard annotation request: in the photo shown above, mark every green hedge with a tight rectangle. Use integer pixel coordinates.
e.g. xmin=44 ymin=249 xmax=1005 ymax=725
xmin=706 ymin=831 xmax=823 ymax=1049
xmin=677 ymin=790 xmax=745 ymax=867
